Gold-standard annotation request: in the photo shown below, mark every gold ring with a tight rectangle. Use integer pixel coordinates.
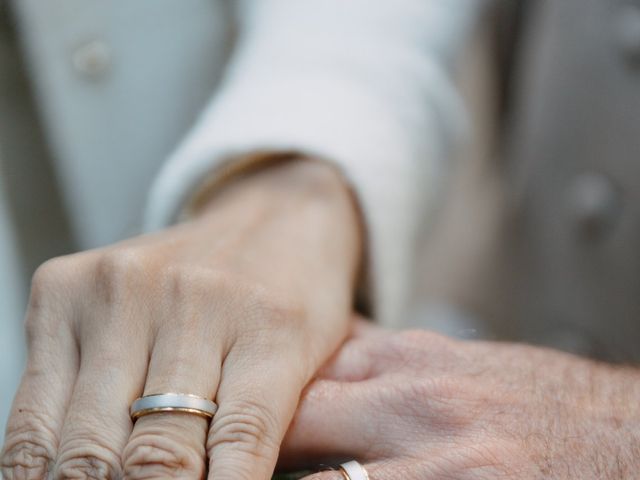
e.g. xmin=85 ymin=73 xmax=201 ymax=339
xmin=130 ymin=393 xmax=217 ymax=420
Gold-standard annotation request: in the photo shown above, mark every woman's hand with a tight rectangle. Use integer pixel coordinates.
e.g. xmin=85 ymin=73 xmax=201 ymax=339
xmin=1 ymin=158 xmax=361 ymax=480
xmin=282 ymin=321 xmax=640 ymax=479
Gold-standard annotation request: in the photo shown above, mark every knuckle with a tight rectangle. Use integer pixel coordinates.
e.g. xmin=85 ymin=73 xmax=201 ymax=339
xmin=54 ymin=445 xmax=121 ymax=480
xmin=92 ymin=249 xmax=152 ymax=303
xmin=123 ymin=434 xmax=204 ymax=479
xmin=29 ymin=256 xmax=79 ymax=311
xmin=157 ymin=264 xmax=213 ymax=307
xmin=54 ymin=459 xmax=118 ymax=480
xmin=154 ymin=265 xmax=242 ymax=313
xmin=1 ymin=430 xmax=56 ymax=478
xmin=2 ymin=408 xmax=59 ymax=476
xmin=31 ymin=257 xmax=70 ymax=290
xmin=208 ymin=398 xmax=280 ymax=461
xmin=152 ymin=266 xmax=228 ymax=334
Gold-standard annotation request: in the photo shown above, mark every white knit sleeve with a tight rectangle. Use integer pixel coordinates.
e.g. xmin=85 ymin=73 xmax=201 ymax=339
xmin=144 ymin=0 xmax=484 ymax=325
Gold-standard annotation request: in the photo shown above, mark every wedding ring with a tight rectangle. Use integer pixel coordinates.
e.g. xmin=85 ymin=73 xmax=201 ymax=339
xmin=130 ymin=393 xmax=217 ymax=420
xmin=339 ymin=461 xmax=369 ymax=480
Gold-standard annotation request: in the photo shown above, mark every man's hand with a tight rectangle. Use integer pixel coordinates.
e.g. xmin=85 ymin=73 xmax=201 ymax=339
xmin=281 ymin=321 xmax=640 ymax=479
xmin=1 ymin=158 xmax=361 ymax=480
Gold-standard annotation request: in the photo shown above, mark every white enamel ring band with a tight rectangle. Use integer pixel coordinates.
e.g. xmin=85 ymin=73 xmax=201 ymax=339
xmin=339 ymin=461 xmax=369 ymax=480
xmin=130 ymin=393 xmax=217 ymax=421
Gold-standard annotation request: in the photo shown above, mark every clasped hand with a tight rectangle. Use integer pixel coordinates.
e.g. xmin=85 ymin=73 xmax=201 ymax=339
xmin=282 ymin=321 xmax=640 ymax=479
xmin=1 ymin=159 xmax=360 ymax=480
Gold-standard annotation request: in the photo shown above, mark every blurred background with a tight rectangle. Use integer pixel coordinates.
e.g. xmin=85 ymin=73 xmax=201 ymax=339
xmin=3 ymin=0 xmax=640 ymax=450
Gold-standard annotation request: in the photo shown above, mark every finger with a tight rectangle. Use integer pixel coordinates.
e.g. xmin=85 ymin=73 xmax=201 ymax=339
xmin=280 ymin=380 xmax=378 ymax=463
xmin=321 ymin=328 xmax=460 ymax=382
xmin=318 ymin=327 xmax=395 ymax=382
xmin=1 ymin=298 xmax=78 ymax=479
xmin=52 ymin=315 xmax=149 ymax=479
xmin=284 ymin=373 xmax=471 ymax=464
xmin=206 ymin=344 xmax=308 ymax=480
xmin=122 ymin=322 xmax=223 ymax=480
xmin=318 ymin=336 xmax=380 ymax=382
xmin=316 ymin=319 xmax=390 ymax=382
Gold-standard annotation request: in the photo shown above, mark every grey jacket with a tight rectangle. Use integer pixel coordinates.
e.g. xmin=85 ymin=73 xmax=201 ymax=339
xmin=509 ymin=0 xmax=640 ymax=362
xmin=425 ymin=0 xmax=640 ymax=362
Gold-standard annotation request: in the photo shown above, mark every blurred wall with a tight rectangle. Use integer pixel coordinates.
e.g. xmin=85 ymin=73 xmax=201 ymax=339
xmin=0 ymin=176 xmax=26 ymax=442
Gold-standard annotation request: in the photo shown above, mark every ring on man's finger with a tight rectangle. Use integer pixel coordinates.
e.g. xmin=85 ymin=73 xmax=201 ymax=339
xmin=339 ymin=461 xmax=369 ymax=480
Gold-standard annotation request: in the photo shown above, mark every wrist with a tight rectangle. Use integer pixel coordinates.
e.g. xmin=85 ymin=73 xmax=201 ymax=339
xmin=198 ymin=155 xmax=357 ymax=215
xmin=187 ymin=155 xmax=363 ymax=308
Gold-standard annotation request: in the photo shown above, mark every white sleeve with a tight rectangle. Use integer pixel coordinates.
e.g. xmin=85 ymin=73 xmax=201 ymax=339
xmin=144 ymin=0 xmax=485 ymax=325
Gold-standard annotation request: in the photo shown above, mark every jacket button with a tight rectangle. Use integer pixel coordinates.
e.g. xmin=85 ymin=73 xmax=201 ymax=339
xmin=614 ymin=4 xmax=640 ymax=65
xmin=72 ymin=40 xmax=112 ymax=80
xmin=566 ymin=172 xmax=621 ymax=241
